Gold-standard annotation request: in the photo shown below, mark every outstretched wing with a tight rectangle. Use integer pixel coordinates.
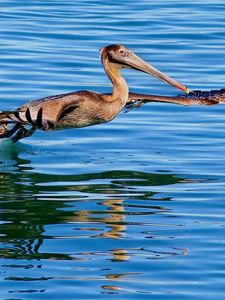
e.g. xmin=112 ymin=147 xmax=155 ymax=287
xmin=126 ymin=90 xmax=222 ymax=111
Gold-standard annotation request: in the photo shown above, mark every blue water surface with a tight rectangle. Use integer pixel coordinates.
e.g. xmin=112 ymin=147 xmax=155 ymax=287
xmin=1 ymin=1 xmax=225 ymax=299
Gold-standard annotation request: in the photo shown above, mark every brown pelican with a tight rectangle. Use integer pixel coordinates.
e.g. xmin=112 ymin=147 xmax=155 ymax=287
xmin=0 ymin=44 xmax=190 ymax=142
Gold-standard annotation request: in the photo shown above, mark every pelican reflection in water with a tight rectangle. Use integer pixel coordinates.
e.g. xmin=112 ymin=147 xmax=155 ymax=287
xmin=0 ymin=44 xmax=190 ymax=142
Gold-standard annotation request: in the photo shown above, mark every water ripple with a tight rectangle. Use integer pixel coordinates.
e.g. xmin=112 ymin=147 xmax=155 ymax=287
xmin=1 ymin=0 xmax=225 ymax=299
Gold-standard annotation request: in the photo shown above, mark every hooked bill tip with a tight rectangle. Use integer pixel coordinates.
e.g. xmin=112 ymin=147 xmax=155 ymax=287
xmin=186 ymin=88 xmax=190 ymax=95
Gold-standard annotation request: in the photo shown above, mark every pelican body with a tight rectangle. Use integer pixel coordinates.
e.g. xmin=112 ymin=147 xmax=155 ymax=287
xmin=0 ymin=44 xmax=189 ymax=142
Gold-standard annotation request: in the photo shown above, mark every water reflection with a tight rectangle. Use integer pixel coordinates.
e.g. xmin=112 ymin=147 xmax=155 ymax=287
xmin=0 ymin=143 xmax=193 ymax=298
xmin=0 ymin=143 xmax=190 ymax=261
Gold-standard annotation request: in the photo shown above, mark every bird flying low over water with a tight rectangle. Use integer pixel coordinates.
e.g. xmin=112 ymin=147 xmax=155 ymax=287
xmin=0 ymin=44 xmax=221 ymax=142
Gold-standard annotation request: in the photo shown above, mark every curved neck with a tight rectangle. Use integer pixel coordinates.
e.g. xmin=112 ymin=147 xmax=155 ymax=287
xmin=102 ymin=55 xmax=128 ymax=103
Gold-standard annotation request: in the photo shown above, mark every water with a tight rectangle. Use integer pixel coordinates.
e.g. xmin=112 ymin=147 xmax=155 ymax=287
xmin=1 ymin=1 xmax=225 ymax=299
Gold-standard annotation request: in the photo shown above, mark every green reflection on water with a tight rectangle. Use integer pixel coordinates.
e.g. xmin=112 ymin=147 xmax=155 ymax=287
xmin=0 ymin=141 xmax=187 ymax=261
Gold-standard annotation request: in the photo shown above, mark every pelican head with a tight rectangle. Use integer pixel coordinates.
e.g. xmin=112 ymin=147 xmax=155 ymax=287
xmin=100 ymin=44 xmax=189 ymax=94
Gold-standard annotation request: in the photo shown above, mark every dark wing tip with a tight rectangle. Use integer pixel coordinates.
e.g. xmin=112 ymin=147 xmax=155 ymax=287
xmin=186 ymin=88 xmax=225 ymax=101
xmin=25 ymin=108 xmax=34 ymax=124
xmin=36 ymin=107 xmax=43 ymax=128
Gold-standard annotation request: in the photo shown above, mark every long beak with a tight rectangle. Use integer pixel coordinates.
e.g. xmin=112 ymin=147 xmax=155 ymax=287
xmin=122 ymin=52 xmax=189 ymax=94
